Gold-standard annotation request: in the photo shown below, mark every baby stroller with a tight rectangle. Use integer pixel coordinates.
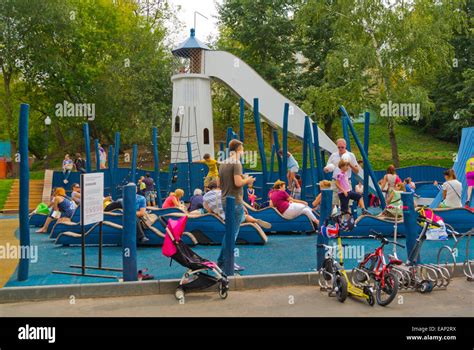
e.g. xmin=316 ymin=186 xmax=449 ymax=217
xmin=161 ymin=216 xmax=229 ymax=301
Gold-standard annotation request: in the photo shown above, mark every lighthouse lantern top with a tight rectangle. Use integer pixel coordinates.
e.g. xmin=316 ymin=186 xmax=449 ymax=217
xmin=172 ymin=28 xmax=210 ymax=58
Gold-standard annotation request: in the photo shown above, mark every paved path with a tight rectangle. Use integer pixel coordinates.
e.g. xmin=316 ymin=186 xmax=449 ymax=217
xmin=0 ymin=278 xmax=472 ymax=317
xmin=0 ymin=219 xmax=19 ymax=288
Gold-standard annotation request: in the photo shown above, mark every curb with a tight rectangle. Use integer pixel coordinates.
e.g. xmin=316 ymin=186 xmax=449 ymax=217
xmin=0 ymin=264 xmax=465 ymax=304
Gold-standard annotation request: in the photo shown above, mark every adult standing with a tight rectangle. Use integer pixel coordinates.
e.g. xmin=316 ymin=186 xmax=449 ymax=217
xmin=142 ymin=172 xmax=156 ymax=207
xmin=323 ymin=139 xmax=359 ymax=205
xmin=379 ymin=165 xmax=402 ymax=201
xmin=217 ymin=139 xmax=255 ymax=272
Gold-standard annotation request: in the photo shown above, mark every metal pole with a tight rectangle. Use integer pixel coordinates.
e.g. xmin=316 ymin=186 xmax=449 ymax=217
xmin=273 ymin=130 xmax=283 ymax=181
xmin=282 ymin=103 xmax=289 ymax=184
xmin=186 ymin=141 xmax=193 ymax=198
xmin=253 ymin=98 xmax=268 ymax=197
xmin=94 ymin=139 xmax=100 ymax=171
xmin=83 ymin=123 xmax=92 ymax=173
xmin=239 ymin=98 xmax=245 ymax=142
xmin=122 ymin=183 xmax=138 ymax=281
xmin=17 ymin=103 xmax=30 ymax=281
xmin=302 ymin=117 xmax=309 ymax=201
xmin=363 ymin=112 xmax=370 ymax=207
xmin=152 ymin=127 xmax=162 ymax=206
xmin=401 ymin=192 xmax=420 ymax=264
xmin=131 ymin=144 xmax=137 ymax=183
xmin=312 ymin=121 xmax=324 ymax=185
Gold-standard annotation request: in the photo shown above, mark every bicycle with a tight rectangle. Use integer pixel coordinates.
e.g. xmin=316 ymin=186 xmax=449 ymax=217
xmin=318 ymin=233 xmax=375 ymax=306
xmin=354 ymin=231 xmax=405 ymax=306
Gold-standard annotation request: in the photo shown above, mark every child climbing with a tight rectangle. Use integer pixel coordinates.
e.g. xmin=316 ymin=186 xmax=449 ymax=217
xmin=278 ymin=150 xmax=300 ymax=191
xmin=336 ymin=160 xmax=368 ymax=215
xmin=194 ymin=153 xmax=219 ymax=190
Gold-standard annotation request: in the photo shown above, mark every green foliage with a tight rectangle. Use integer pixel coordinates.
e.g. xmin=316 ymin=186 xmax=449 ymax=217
xmin=0 ymin=179 xmax=13 ymax=210
xmin=0 ymin=0 xmax=175 ymax=165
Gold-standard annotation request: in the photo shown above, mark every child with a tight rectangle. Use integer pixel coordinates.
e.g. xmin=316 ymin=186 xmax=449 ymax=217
xmin=312 ymin=180 xmax=333 ymax=210
xmin=162 ymin=189 xmax=186 ymax=210
xmin=291 ymin=174 xmax=303 ymax=199
xmin=279 ymin=150 xmax=300 ymax=191
xmin=336 ymin=160 xmax=368 ymax=215
xmin=384 ymin=182 xmax=405 ymax=218
xmin=247 ymin=183 xmax=257 ymax=208
xmin=62 ymin=154 xmax=74 ymax=184
xmin=194 ymin=153 xmax=219 ymax=190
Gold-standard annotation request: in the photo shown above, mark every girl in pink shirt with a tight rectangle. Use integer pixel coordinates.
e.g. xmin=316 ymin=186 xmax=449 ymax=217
xmin=336 ymin=160 xmax=368 ymax=214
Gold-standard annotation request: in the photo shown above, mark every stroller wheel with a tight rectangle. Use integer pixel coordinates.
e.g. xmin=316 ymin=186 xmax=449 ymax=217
xmin=218 ymin=281 xmax=229 ymax=299
xmin=175 ymin=288 xmax=185 ymax=301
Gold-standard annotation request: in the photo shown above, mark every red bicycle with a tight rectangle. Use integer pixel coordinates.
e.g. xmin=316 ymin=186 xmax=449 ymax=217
xmin=354 ymin=231 xmax=405 ymax=306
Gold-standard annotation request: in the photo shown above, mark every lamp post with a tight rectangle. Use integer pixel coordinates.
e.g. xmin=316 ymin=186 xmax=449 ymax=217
xmin=44 ymin=116 xmax=51 ymax=169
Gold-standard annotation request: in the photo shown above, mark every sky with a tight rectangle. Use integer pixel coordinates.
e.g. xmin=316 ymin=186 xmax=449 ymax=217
xmin=168 ymin=0 xmax=222 ymax=44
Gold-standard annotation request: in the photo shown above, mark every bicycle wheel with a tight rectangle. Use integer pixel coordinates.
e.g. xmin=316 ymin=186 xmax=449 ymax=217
xmin=335 ymin=275 xmax=348 ymax=303
xmin=437 ymin=245 xmax=456 ymax=279
xmin=375 ymin=272 xmax=399 ymax=307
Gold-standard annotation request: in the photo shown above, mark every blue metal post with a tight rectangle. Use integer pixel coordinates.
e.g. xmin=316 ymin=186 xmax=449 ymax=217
xmin=94 ymin=139 xmax=100 ymax=171
xmin=186 ymin=141 xmax=193 ymax=198
xmin=219 ymin=141 xmax=225 ymax=160
xmin=152 ymin=127 xmax=162 ymax=207
xmin=122 ymin=183 xmax=137 ymax=281
xmin=108 ymin=145 xmax=114 ymax=197
xmin=226 ymin=127 xmax=233 ymax=148
xmin=302 ymin=117 xmax=309 ymax=201
xmin=363 ymin=112 xmax=370 ymax=207
xmin=131 ymin=144 xmax=137 ymax=183
xmin=317 ymin=189 xmax=332 ymax=269
xmin=18 ymin=103 xmax=30 ymax=281
xmin=269 ymin=143 xmax=276 ymax=181
xmin=239 ymin=98 xmax=245 ymax=142
xmin=340 ymin=106 xmax=386 ymax=209
xmin=306 ymin=117 xmax=317 ymax=198
xmin=282 ymin=103 xmax=289 ymax=184
xmin=253 ymin=98 xmax=268 ymax=197
xmin=402 ymin=192 xmax=420 ymax=264
xmin=113 ymin=132 xmax=120 ymax=199
xmin=312 ymin=121 xmax=324 ymax=185
xmin=341 ymin=115 xmax=352 ymax=151
xmin=273 ymin=130 xmax=283 ymax=181
xmin=223 ymin=196 xmax=236 ymax=276
xmin=83 ymin=123 xmax=92 ymax=173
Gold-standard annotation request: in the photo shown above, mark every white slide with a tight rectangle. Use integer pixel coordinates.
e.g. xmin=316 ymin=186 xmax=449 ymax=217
xmin=204 ymin=50 xmax=337 ymax=154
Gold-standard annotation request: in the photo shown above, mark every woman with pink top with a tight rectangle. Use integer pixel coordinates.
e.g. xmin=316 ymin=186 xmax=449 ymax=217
xmin=269 ymin=180 xmax=319 ymax=228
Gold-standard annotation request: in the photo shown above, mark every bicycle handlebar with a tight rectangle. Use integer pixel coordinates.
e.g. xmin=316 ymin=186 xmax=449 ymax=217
xmin=416 ymin=216 xmax=441 ymax=228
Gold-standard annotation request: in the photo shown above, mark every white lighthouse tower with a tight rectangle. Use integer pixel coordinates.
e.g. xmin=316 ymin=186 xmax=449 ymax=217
xmin=170 ymin=28 xmax=215 ymax=163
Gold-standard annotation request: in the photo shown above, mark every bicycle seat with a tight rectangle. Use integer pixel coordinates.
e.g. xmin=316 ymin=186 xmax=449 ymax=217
xmin=388 ymin=254 xmax=403 ymax=265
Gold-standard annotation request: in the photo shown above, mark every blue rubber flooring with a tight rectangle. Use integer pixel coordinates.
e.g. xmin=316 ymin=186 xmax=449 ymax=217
xmin=4 ymin=226 xmax=468 ymax=288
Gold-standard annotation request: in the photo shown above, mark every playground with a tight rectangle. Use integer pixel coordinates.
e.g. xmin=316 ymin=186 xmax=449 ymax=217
xmin=0 ymin=2 xmax=473 ymax=327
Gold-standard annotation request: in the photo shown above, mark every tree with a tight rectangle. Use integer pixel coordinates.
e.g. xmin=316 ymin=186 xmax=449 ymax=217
xmin=296 ymin=0 xmax=466 ymax=166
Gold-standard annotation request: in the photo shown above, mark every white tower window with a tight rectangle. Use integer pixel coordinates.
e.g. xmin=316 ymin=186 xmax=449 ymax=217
xmin=174 ymin=115 xmax=180 ymax=133
xmin=203 ymin=128 xmax=210 ymax=144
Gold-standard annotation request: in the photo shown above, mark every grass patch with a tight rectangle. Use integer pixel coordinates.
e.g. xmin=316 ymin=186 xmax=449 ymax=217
xmin=223 ymin=120 xmax=458 ymax=171
xmin=0 ymin=180 xmax=13 ymax=211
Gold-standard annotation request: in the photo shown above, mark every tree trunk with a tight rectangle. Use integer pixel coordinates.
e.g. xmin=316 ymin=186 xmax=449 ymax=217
xmin=323 ymin=118 xmax=334 ymax=141
xmin=387 ymin=117 xmax=400 ymax=167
